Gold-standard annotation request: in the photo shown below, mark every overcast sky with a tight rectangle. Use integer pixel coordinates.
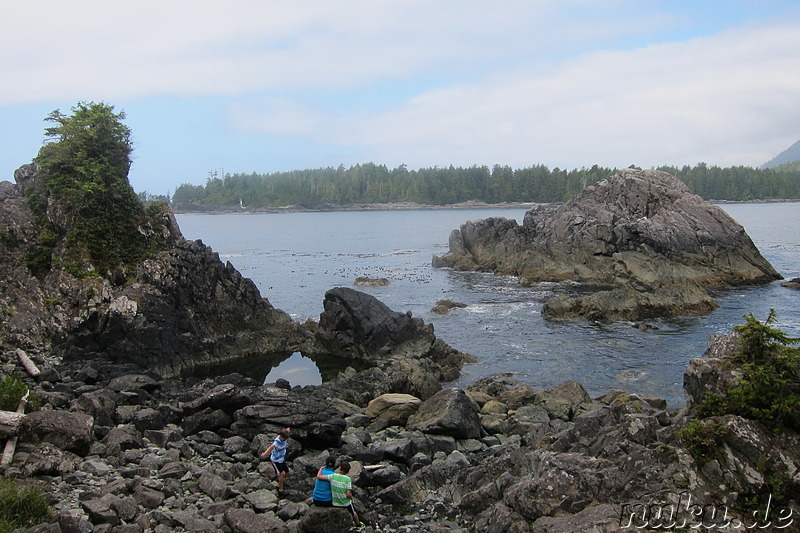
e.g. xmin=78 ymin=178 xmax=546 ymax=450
xmin=2 ymin=1 xmax=799 ymax=196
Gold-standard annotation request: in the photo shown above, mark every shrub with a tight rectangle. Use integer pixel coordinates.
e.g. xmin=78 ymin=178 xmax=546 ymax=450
xmin=0 ymin=373 xmax=28 ymax=411
xmin=729 ymin=310 xmax=800 ymax=430
xmin=0 ymin=478 xmax=51 ymax=533
xmin=677 ymin=419 xmax=729 ymax=465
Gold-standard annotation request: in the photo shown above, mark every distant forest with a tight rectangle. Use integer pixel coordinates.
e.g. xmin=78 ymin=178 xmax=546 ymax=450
xmin=170 ymin=162 xmax=800 ymax=210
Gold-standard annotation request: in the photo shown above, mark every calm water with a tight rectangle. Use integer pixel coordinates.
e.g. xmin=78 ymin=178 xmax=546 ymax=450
xmin=176 ymin=203 xmax=799 ymax=406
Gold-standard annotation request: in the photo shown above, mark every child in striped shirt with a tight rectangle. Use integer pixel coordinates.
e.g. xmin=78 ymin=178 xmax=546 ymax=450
xmin=261 ymin=427 xmax=290 ymax=494
xmin=316 ymin=461 xmax=360 ymax=524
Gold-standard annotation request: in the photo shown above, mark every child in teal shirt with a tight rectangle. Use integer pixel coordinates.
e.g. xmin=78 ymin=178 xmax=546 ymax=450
xmin=316 ymin=461 xmax=360 ymax=524
xmin=312 ymin=455 xmax=336 ymax=506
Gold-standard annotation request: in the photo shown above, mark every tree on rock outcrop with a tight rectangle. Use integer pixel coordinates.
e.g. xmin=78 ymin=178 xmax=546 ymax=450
xmin=30 ymin=101 xmax=164 ymax=278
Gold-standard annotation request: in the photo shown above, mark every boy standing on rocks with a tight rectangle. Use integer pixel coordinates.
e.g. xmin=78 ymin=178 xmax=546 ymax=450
xmin=316 ymin=460 xmax=360 ymax=525
xmin=261 ymin=427 xmax=290 ymax=494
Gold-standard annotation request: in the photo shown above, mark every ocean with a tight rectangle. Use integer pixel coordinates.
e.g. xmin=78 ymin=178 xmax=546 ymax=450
xmin=176 ymin=202 xmax=799 ymax=407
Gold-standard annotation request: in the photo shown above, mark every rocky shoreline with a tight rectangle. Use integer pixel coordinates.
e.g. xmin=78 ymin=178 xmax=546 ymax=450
xmin=2 ymin=326 xmax=798 ymax=533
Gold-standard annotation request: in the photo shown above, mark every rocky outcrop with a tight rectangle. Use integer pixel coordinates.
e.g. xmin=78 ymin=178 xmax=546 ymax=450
xmin=354 ymin=277 xmax=390 ymax=287
xmin=430 ymin=299 xmax=467 ymax=315
xmin=433 ymin=169 xmax=781 ymax=320
xmin=782 ymin=277 xmax=800 ymax=290
xmin=307 ymin=287 xmax=476 ymax=405
xmin=0 ymin=165 xmax=305 ymax=378
xmin=2 ymin=323 xmax=798 ymax=533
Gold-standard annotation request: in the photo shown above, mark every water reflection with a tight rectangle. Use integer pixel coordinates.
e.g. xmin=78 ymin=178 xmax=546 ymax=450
xmin=264 ymin=352 xmax=321 ymax=386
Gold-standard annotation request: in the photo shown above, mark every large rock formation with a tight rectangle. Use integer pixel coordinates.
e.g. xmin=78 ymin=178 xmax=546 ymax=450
xmin=0 ymin=165 xmax=304 ymax=378
xmin=307 ymin=287 xmax=476 ymax=405
xmin=433 ymin=169 xmax=781 ymax=320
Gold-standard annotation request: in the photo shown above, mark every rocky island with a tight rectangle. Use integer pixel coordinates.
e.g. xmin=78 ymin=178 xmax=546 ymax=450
xmin=0 ymin=107 xmax=797 ymax=532
xmin=432 ymin=169 xmax=782 ymax=321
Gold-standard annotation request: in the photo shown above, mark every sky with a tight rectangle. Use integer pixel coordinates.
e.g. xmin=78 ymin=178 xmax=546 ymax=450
xmin=1 ymin=1 xmax=799 ymax=196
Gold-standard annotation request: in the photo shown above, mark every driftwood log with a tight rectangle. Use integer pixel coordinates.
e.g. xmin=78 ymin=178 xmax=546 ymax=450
xmin=16 ymin=348 xmax=40 ymax=378
xmin=1 ymin=390 xmax=29 ymax=465
xmin=0 ymin=411 xmax=26 ymax=438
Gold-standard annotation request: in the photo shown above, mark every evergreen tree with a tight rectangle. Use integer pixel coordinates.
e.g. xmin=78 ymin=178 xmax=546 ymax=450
xmin=33 ymin=101 xmax=162 ymax=278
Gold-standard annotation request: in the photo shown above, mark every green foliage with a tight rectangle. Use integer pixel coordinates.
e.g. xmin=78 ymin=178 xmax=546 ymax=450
xmin=171 ymin=161 xmax=800 ymax=209
xmin=729 ymin=310 xmax=800 ymax=430
xmin=697 ymin=311 xmax=800 ymax=430
xmin=677 ymin=419 xmax=729 ymax=464
xmin=0 ymin=478 xmax=51 ymax=533
xmin=31 ymin=102 xmax=164 ymax=278
xmin=0 ymin=373 xmax=28 ymax=411
xmin=695 ymin=391 xmax=727 ymax=418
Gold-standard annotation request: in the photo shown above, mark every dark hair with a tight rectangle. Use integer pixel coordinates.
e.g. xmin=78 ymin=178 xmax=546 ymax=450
xmin=339 ymin=461 xmax=351 ymax=474
xmin=325 ymin=456 xmax=336 ymax=468
xmin=279 ymin=428 xmax=290 ymax=439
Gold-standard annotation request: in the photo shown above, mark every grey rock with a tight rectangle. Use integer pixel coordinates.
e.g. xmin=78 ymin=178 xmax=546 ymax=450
xmin=310 ymin=287 xmax=476 ymax=404
xmin=433 ymin=169 xmax=780 ymax=320
xmin=243 ymin=488 xmax=278 ymax=512
xmin=72 ymin=389 xmax=118 ymax=428
xmin=225 ymin=508 xmax=289 ymax=533
xmin=171 ymin=510 xmax=218 ymax=532
xmin=25 ymin=410 xmax=94 ymax=456
xmin=297 ymin=506 xmax=353 ymax=533
xmin=530 ymin=503 xmax=624 ymax=533
xmin=57 ymin=509 xmax=94 ymax=533
xmin=0 ymin=164 xmax=304 ymax=378
xmin=103 ymin=424 xmax=144 ymax=455
xmin=21 ymin=442 xmax=79 ymax=477
xmin=198 ymin=471 xmax=232 ymax=500
xmin=132 ymin=407 xmax=165 ymax=432
xmin=79 ymin=458 xmax=114 ymax=475
xmin=534 ymin=380 xmax=592 ymax=421
xmin=181 ymin=407 xmax=232 ymax=436
xmin=365 ymin=393 xmax=422 ymax=425
xmin=81 ymin=496 xmax=120 ymax=526
xmin=407 ymin=388 xmax=482 ymax=439
xmin=370 ymin=437 xmax=415 ymax=463
xmin=134 ymin=485 xmax=165 ymax=509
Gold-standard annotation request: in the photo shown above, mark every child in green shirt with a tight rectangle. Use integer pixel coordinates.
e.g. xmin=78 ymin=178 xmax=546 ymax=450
xmin=316 ymin=461 xmax=360 ymax=524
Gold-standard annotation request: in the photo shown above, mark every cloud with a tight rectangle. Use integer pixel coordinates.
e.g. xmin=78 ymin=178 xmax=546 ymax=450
xmin=267 ymin=22 xmax=800 ymax=169
xmin=2 ymin=0 xmax=799 ymax=187
xmin=0 ymin=0 xmax=670 ymax=104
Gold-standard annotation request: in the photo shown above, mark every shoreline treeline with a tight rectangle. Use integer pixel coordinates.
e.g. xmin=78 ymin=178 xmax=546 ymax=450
xmin=171 ymin=162 xmax=800 ymax=209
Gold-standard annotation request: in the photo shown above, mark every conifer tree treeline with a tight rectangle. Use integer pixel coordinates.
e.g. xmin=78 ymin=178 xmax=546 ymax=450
xmin=171 ymin=162 xmax=800 ymax=209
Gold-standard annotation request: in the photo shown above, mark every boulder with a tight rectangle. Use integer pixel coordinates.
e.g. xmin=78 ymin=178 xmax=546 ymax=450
xmin=312 ymin=287 xmax=433 ymax=361
xmin=683 ymin=333 xmax=742 ymax=409
xmin=781 ymin=277 xmax=800 ymax=290
xmin=365 ymin=393 xmax=422 ymax=425
xmin=354 ymin=276 xmax=389 ymax=287
xmin=310 ymin=288 xmax=475 ymax=404
xmin=407 ymin=388 xmax=482 ymax=439
xmin=533 ymin=380 xmax=593 ymax=421
xmin=430 ymin=299 xmax=468 ymax=314
xmin=224 ymin=508 xmax=289 ymax=533
xmin=433 ymin=169 xmax=780 ymax=320
xmin=297 ymin=506 xmax=353 ymax=533
xmin=25 ymin=410 xmax=94 ymax=456
xmin=231 ymin=387 xmax=347 ymax=448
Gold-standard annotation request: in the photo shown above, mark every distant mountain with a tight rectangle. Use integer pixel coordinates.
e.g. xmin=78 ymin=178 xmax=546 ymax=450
xmin=761 ymin=138 xmax=800 ymax=168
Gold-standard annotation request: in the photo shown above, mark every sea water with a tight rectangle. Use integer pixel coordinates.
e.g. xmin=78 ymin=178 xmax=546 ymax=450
xmin=176 ymin=203 xmax=799 ymax=406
